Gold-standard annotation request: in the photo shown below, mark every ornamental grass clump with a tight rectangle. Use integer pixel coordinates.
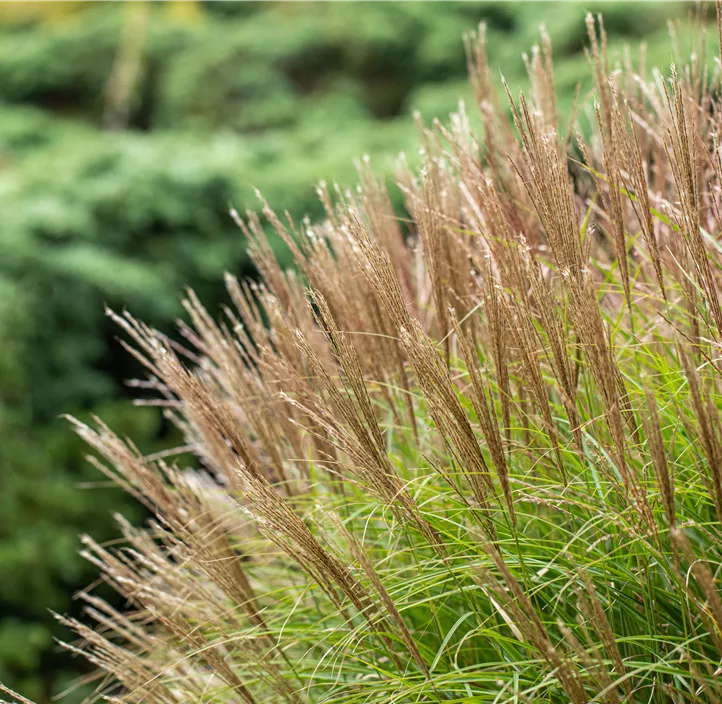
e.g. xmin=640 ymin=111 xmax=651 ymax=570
xmin=7 ymin=9 xmax=722 ymax=704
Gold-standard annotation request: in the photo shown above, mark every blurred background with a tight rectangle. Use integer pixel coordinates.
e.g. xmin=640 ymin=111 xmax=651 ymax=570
xmin=0 ymin=1 xmax=707 ymax=700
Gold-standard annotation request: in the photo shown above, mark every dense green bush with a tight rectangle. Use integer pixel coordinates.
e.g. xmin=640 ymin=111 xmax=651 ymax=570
xmin=0 ymin=126 xmax=246 ymax=700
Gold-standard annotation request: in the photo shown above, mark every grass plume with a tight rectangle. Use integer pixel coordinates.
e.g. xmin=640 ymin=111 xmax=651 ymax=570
xmin=6 ymin=10 xmax=722 ymax=704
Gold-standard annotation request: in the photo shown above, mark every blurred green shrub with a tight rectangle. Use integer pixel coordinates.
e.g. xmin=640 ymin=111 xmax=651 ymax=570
xmin=0 ymin=121 xmax=249 ymax=699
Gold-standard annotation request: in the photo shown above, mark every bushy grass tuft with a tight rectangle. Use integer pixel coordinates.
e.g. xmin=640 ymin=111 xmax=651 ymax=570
xmin=6 ymin=8 xmax=722 ymax=704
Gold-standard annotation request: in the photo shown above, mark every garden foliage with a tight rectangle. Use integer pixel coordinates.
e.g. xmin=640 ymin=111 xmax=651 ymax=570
xmin=2 ymin=6 xmax=722 ymax=703
xmin=0 ymin=2 xmax=701 ymax=700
